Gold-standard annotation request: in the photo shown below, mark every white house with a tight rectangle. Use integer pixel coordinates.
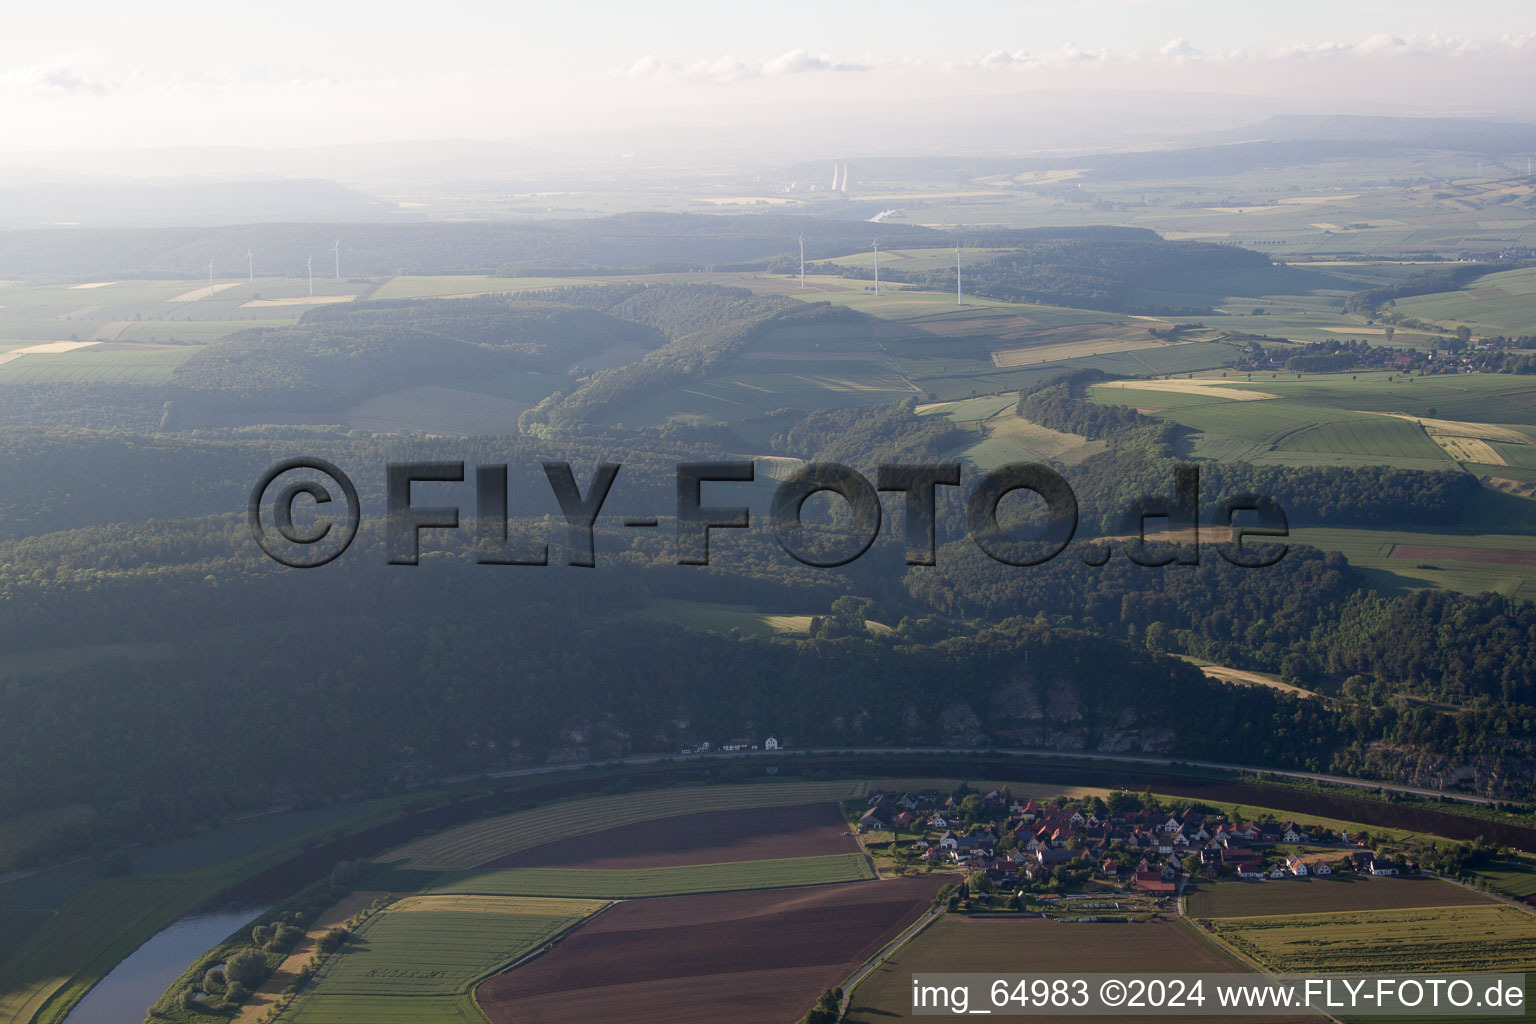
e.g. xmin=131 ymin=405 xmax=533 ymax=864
xmin=764 ymin=737 xmax=779 ymax=750
xmin=1285 ymin=855 xmax=1309 ymax=877
xmin=1313 ymin=861 xmax=1332 ymax=875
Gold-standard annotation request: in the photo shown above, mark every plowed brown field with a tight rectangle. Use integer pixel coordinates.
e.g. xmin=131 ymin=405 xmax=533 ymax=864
xmin=477 ymin=876 xmax=943 ymax=1024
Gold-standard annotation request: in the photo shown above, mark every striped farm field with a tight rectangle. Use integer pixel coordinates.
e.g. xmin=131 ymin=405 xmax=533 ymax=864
xmin=1200 ymin=903 xmax=1536 ymax=974
xmin=280 ymin=894 xmax=605 ymax=1024
xmin=379 ymin=781 xmax=869 ymax=870
xmin=427 ymin=853 xmax=876 ymax=899
xmin=1188 ymin=877 xmax=1536 ymax=977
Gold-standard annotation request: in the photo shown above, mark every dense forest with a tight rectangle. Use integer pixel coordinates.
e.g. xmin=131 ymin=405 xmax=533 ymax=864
xmin=5 ymin=223 xmax=1536 ymax=875
xmin=813 ymin=231 xmax=1270 ymax=312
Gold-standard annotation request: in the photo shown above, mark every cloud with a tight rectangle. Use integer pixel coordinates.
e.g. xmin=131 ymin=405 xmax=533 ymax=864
xmin=1158 ymin=38 xmax=1203 ymax=64
xmin=623 ymin=49 xmax=873 ymax=82
xmin=0 ymin=64 xmax=114 ymax=96
xmin=938 ymin=31 xmax=1536 ymax=75
xmin=947 ymin=42 xmax=1113 ymax=72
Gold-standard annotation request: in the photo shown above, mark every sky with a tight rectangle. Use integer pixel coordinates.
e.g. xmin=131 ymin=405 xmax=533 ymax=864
xmin=2 ymin=0 xmax=1534 ymax=156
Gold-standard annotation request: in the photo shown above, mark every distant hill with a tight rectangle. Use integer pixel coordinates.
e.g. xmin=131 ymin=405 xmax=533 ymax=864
xmin=0 ymin=178 xmax=395 ymax=230
xmin=0 ymin=213 xmax=1066 ymax=279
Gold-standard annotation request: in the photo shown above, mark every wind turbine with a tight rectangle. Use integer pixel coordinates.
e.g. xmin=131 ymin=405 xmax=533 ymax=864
xmin=798 ymin=234 xmax=805 ymax=289
xmin=206 ymin=261 xmax=216 ymax=299
xmin=872 ymin=238 xmax=880 ymax=295
xmin=306 ymin=256 xmax=314 ymax=297
xmin=955 ymin=244 xmax=962 ymax=306
xmin=246 ymin=250 xmax=254 ymax=284
xmin=331 ymin=239 xmax=340 ymax=280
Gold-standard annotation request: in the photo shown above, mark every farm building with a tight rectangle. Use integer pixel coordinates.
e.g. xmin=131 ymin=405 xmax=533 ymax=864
xmin=1134 ymin=870 xmax=1175 ymax=894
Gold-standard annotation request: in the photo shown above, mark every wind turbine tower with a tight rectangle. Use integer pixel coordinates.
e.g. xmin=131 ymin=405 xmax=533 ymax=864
xmin=306 ymin=256 xmax=314 ymax=297
xmin=872 ymin=238 xmax=880 ymax=295
xmin=955 ymin=245 xmax=962 ymax=306
xmin=798 ymin=234 xmax=805 ymax=289
xmin=332 ymin=240 xmax=340 ymax=279
xmin=246 ymin=250 xmax=254 ymax=284
xmin=207 ymin=261 xmax=216 ymax=299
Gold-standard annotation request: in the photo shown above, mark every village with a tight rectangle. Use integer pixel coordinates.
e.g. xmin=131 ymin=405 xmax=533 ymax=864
xmin=855 ymin=787 xmax=1409 ymax=897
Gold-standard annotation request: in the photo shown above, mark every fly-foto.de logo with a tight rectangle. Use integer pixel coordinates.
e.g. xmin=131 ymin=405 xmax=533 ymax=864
xmin=248 ymin=459 xmax=1288 ymax=570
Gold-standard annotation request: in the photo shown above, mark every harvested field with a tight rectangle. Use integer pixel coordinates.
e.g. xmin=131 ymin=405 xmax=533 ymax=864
xmin=1196 ymin=664 xmax=1316 ymax=698
xmin=989 ymin=323 xmax=1170 ymax=368
xmin=1431 ymin=434 xmax=1504 ymax=463
xmin=0 ymin=340 xmax=98 ymax=366
xmin=1389 ymin=543 xmax=1536 ymax=567
xmin=846 ymin=915 xmax=1297 ymax=1024
xmin=1096 ymin=378 xmax=1277 ymax=401
xmin=477 ymin=876 xmax=943 ymax=1024
xmin=240 ymin=295 xmax=354 ymax=308
xmin=484 ymin=802 xmax=856 ymax=870
xmin=166 ymin=282 xmax=240 ymax=302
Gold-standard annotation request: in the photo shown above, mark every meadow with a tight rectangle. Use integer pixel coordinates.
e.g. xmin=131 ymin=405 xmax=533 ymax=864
xmin=1395 ymin=265 xmax=1536 ymax=336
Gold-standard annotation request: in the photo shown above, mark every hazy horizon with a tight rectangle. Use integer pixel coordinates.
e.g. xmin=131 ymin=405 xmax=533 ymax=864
xmin=3 ymin=0 xmax=1534 ymax=163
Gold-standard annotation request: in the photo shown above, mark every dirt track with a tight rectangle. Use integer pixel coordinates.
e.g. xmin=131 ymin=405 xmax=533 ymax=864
xmin=480 ymin=802 xmax=858 ymax=870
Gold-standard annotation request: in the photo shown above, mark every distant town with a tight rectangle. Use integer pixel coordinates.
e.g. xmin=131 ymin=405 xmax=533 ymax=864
xmin=857 ymin=788 xmax=1408 ymax=896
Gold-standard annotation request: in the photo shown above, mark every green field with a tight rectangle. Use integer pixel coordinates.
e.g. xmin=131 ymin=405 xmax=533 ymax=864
xmin=281 ymin=895 xmax=604 ymax=1024
xmin=0 ymin=345 xmax=195 ymax=384
xmin=1289 ymin=525 xmax=1536 ymax=599
xmin=1213 ymin=372 xmax=1536 ymax=425
xmin=367 ymin=275 xmax=608 ymax=301
xmin=824 ymin=247 xmax=1019 ymax=274
xmin=1476 ymin=855 xmax=1536 ymax=900
xmin=1186 ymin=876 xmax=1493 ymax=919
xmin=380 ymin=781 xmax=868 ymax=870
xmin=427 ymin=853 xmax=875 ymax=899
xmin=1396 ymin=266 xmax=1536 ymax=336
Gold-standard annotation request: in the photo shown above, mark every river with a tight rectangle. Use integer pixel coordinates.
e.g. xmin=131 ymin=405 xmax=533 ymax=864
xmin=60 ymin=905 xmax=267 ymax=1024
